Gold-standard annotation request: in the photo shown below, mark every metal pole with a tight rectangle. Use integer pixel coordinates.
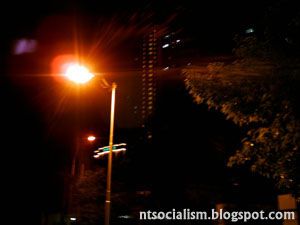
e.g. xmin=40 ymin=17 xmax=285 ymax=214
xmin=104 ymin=82 xmax=117 ymax=225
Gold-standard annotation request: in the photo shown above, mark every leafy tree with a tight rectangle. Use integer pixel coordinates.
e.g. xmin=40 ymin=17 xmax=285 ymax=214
xmin=71 ymin=169 xmax=106 ymax=225
xmin=70 ymin=166 xmax=132 ymax=225
xmin=184 ymin=0 xmax=300 ymax=197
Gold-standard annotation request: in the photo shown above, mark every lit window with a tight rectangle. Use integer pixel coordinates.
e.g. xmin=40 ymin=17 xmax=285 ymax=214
xmin=245 ymin=28 xmax=254 ymax=34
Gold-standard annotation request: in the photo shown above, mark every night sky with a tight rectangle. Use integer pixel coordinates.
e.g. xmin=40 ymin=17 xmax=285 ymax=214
xmin=0 ymin=0 xmax=287 ymax=224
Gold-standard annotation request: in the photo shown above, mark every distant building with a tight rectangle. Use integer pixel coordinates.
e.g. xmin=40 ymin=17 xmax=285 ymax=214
xmin=141 ymin=27 xmax=158 ymax=141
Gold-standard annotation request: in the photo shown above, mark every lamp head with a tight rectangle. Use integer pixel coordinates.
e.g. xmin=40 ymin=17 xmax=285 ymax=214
xmin=64 ymin=63 xmax=94 ymax=84
xmin=87 ymin=135 xmax=96 ymax=142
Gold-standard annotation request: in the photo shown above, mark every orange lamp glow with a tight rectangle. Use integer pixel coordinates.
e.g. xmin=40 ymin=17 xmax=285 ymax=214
xmin=64 ymin=63 xmax=94 ymax=84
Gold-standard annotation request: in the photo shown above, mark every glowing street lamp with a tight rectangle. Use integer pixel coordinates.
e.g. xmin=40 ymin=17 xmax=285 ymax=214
xmin=87 ymin=135 xmax=96 ymax=142
xmin=64 ymin=63 xmax=94 ymax=84
xmin=63 ymin=62 xmax=117 ymax=225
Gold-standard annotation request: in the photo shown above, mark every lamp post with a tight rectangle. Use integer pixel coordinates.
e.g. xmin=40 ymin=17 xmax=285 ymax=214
xmin=71 ymin=135 xmax=96 ymax=177
xmin=63 ymin=63 xmax=116 ymax=225
xmin=68 ymin=134 xmax=96 ymax=222
xmin=105 ymin=82 xmax=116 ymax=225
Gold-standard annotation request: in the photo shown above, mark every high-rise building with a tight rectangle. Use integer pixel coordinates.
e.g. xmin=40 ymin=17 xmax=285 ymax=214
xmin=141 ymin=27 xmax=158 ymax=140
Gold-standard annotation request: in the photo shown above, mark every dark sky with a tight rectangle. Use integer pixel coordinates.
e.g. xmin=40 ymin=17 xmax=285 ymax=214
xmin=1 ymin=0 xmax=272 ymax=49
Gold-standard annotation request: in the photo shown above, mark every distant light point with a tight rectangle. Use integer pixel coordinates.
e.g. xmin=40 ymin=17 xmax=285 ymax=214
xmin=87 ymin=135 xmax=96 ymax=142
xmin=245 ymin=28 xmax=254 ymax=34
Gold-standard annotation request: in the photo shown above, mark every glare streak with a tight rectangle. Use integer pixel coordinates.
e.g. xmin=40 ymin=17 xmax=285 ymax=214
xmin=94 ymin=148 xmax=126 ymax=158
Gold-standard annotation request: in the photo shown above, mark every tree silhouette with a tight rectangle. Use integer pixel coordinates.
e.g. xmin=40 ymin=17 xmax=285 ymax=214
xmin=185 ymin=0 xmax=300 ymax=197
